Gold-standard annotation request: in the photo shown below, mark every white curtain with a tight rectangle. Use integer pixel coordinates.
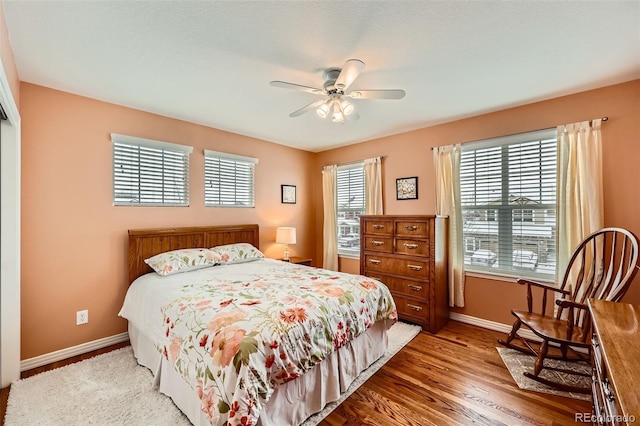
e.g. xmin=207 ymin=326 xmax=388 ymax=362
xmin=433 ymin=145 xmax=465 ymax=307
xmin=556 ymin=120 xmax=604 ymax=284
xmin=364 ymin=157 xmax=383 ymax=215
xmin=322 ymin=165 xmax=339 ymax=271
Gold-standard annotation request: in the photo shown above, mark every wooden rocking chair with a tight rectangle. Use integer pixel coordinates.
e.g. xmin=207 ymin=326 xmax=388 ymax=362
xmin=499 ymin=227 xmax=639 ymax=393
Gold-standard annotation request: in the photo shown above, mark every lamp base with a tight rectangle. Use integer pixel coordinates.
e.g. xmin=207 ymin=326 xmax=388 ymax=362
xmin=283 ymin=244 xmax=290 ymax=261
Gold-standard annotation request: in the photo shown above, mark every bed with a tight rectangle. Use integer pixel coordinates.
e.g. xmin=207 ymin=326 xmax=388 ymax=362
xmin=119 ymin=224 xmax=397 ymax=426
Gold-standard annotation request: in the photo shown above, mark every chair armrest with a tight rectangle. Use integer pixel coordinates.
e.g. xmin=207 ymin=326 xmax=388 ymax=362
xmin=555 ymin=299 xmax=590 ymax=341
xmin=555 ymin=299 xmax=587 ymax=310
xmin=516 ymin=278 xmax=571 ymax=295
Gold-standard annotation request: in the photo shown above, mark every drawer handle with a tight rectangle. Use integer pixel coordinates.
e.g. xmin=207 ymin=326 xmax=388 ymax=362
xmin=407 ymin=264 xmax=423 ymax=271
xmin=408 ymin=284 xmax=423 ymax=291
xmin=369 ymin=259 xmax=382 ymax=265
xmin=403 ymin=243 xmax=419 ymax=249
xmin=407 ymin=304 xmax=423 ymax=312
xmin=371 ymin=240 xmax=385 ymax=246
xmin=405 ymin=225 xmax=419 ymax=231
xmin=372 ymin=224 xmax=385 ymax=230
xmin=603 ymin=379 xmax=615 ymax=402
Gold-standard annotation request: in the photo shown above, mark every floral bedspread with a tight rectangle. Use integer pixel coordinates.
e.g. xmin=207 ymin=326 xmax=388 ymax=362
xmin=158 ymin=260 xmax=396 ymax=426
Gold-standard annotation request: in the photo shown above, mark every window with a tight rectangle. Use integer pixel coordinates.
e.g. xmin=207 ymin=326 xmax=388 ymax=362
xmin=460 ymin=129 xmax=557 ymax=278
xmin=337 ymin=163 xmax=365 ymax=256
xmin=112 ymin=133 xmax=192 ymax=206
xmin=204 ymin=150 xmax=258 ymax=208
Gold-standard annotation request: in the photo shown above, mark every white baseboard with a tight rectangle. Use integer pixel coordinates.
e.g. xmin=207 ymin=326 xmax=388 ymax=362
xmin=450 ymin=311 xmax=589 ymax=354
xmin=449 ymin=311 xmax=540 ymax=342
xmin=20 ymin=332 xmax=129 ymax=372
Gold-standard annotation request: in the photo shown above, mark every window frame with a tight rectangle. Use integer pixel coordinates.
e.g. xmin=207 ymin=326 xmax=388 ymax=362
xmin=336 ymin=162 xmax=366 ymax=257
xmin=460 ymin=128 xmax=557 ymax=280
xmin=204 ymin=149 xmax=258 ymax=208
xmin=112 ymin=133 xmax=192 ymax=207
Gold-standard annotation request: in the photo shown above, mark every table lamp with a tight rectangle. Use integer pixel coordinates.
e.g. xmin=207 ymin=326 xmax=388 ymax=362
xmin=276 ymin=227 xmax=297 ymax=261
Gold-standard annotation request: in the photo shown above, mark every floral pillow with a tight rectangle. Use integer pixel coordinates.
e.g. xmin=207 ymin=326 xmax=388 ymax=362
xmin=209 ymin=243 xmax=265 ymax=265
xmin=145 ymin=248 xmax=222 ymax=276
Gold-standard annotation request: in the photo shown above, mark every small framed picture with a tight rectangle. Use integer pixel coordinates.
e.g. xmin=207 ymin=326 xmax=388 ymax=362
xmin=396 ymin=177 xmax=418 ymax=200
xmin=281 ymin=184 xmax=296 ymax=204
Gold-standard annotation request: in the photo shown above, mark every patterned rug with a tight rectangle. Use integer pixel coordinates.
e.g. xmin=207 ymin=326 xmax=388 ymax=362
xmin=497 ymin=347 xmax=592 ymax=401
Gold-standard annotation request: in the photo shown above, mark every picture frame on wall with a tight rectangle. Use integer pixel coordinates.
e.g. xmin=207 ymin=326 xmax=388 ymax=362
xmin=396 ymin=176 xmax=418 ymax=200
xmin=281 ymin=184 xmax=297 ymax=204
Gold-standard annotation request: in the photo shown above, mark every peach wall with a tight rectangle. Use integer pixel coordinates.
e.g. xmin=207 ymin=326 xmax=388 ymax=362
xmin=20 ymin=83 xmax=315 ymax=359
xmin=0 ymin=1 xmax=19 ymax=106
xmin=313 ymin=80 xmax=640 ymax=325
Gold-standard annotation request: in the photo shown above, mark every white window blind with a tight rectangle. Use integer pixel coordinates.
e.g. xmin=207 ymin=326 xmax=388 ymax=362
xmin=112 ymin=134 xmax=192 ymax=206
xmin=337 ymin=163 xmax=365 ymax=256
xmin=460 ymin=129 xmax=557 ymax=278
xmin=204 ymin=150 xmax=258 ymax=208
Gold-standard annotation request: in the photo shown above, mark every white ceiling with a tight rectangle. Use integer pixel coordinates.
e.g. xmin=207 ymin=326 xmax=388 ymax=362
xmin=3 ymin=1 xmax=640 ymax=152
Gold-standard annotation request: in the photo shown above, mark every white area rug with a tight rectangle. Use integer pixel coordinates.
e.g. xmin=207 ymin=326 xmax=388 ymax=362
xmin=5 ymin=322 xmax=421 ymax=426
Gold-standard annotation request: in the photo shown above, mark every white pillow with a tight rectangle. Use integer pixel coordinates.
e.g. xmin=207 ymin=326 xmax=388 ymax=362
xmin=144 ymin=248 xmax=222 ymax=276
xmin=209 ymin=243 xmax=265 ymax=265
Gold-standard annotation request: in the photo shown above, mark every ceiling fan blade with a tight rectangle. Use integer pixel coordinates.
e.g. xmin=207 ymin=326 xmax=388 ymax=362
xmin=289 ymin=99 xmax=327 ymax=117
xmin=270 ymin=81 xmax=324 ymax=95
xmin=345 ymin=89 xmax=406 ymax=100
xmin=335 ymin=59 xmax=365 ymax=92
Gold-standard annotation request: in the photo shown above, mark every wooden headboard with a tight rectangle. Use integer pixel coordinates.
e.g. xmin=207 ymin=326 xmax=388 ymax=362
xmin=128 ymin=224 xmax=259 ymax=284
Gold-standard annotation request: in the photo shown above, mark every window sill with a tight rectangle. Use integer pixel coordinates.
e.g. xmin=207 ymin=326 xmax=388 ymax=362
xmin=465 ymin=270 xmax=557 ymax=286
xmin=338 ymin=253 xmax=360 ymax=261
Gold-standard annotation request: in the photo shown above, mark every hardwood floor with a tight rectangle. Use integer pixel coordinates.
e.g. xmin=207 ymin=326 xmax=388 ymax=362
xmin=321 ymin=321 xmax=590 ymax=425
xmin=1 ymin=322 xmax=590 ymax=425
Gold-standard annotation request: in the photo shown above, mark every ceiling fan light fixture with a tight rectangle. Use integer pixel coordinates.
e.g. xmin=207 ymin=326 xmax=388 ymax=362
xmin=316 ymin=102 xmax=330 ymax=118
xmin=340 ymin=99 xmax=354 ymax=116
xmin=331 ymin=100 xmax=344 ymax=123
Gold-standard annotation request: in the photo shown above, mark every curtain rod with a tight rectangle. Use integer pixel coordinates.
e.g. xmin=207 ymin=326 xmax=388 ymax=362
xmin=429 ymin=117 xmax=608 ymax=151
xmin=325 ymin=155 xmax=384 ymax=168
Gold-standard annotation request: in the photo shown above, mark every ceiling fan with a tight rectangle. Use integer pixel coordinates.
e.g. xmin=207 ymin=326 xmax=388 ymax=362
xmin=270 ymin=59 xmax=405 ymax=123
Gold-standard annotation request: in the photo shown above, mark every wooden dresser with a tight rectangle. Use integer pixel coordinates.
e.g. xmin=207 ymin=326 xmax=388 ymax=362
xmin=588 ymin=299 xmax=640 ymax=425
xmin=360 ymin=215 xmax=448 ymax=333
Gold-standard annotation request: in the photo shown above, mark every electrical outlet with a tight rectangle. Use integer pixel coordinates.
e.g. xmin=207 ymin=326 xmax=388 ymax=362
xmin=76 ymin=310 xmax=89 ymax=325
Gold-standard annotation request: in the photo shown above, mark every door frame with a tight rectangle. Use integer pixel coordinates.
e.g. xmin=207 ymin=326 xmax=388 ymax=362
xmin=0 ymin=55 xmax=21 ymax=387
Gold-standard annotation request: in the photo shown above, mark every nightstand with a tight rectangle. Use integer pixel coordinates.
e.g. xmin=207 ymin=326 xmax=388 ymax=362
xmin=283 ymin=256 xmax=312 ymax=266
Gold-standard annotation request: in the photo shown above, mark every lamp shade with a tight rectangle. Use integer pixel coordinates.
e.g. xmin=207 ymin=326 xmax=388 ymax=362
xmin=276 ymin=227 xmax=297 ymax=245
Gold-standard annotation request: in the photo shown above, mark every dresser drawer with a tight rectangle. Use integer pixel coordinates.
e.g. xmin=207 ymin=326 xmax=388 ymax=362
xmin=365 ymin=272 xmax=429 ymax=301
xmin=395 ymin=238 xmax=430 ymax=256
xmin=363 ymin=236 xmax=393 ymax=253
xmin=393 ymin=294 xmax=430 ymax=325
xmin=364 ymin=254 xmax=429 ymax=279
xmin=395 ymin=220 xmax=429 ymax=237
xmin=363 ymin=219 xmax=393 ymax=235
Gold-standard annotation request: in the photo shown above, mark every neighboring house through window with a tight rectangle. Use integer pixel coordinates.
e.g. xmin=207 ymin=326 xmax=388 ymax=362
xmin=112 ymin=133 xmax=192 ymax=206
xmin=461 ymin=128 xmax=557 ymax=278
xmin=204 ymin=150 xmax=258 ymax=208
xmin=337 ymin=163 xmax=365 ymax=256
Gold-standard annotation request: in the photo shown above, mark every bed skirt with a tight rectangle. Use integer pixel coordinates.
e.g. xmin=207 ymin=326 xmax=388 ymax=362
xmin=128 ymin=319 xmax=390 ymax=426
